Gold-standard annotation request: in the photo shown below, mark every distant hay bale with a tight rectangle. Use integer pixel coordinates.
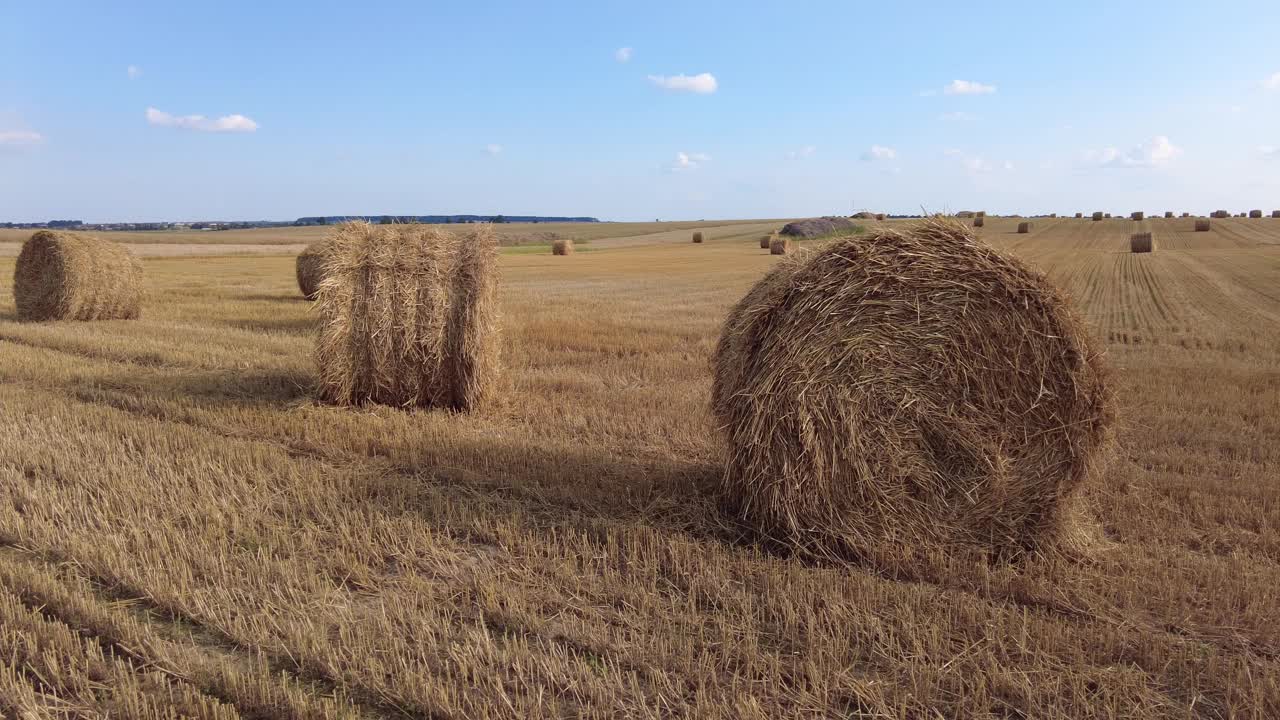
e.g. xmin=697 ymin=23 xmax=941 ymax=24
xmin=1164 ymin=211 xmax=1174 ymax=218
xmin=1211 ymin=210 xmax=1229 ymax=219
xmin=296 ymin=241 xmax=334 ymax=300
xmin=14 ymin=231 xmax=143 ymax=321
xmin=769 ymin=236 xmax=794 ymax=255
xmin=712 ymin=217 xmax=1113 ymax=565
xmin=1092 ymin=212 xmax=1103 ymax=221
xmin=853 ymin=211 xmax=877 ymax=220
xmin=1130 ymin=232 xmax=1154 ymax=253
xmin=1075 ymin=212 xmax=1084 ymax=218
xmin=1049 ymin=213 xmax=1058 ymax=218
xmin=973 ymin=216 xmax=985 ymax=227
xmin=1195 ymin=219 xmax=1211 ymax=232
xmin=692 ymin=231 xmax=704 ymax=243
xmin=760 ymin=233 xmax=773 ymax=249
xmin=1273 ymin=211 xmax=1280 ymax=219
xmin=1104 ymin=213 xmax=1112 ymax=219
xmin=551 ymin=238 xmax=574 ymax=255
xmin=1130 ymin=211 xmax=1144 ymax=221
xmin=780 ymin=216 xmax=858 ymax=238
xmin=976 ymin=211 xmax=986 ymax=218
xmin=955 ymin=211 xmax=975 ymax=218
xmin=314 ymin=222 xmax=500 ymax=411
xmin=875 ymin=213 xmax=886 ymax=221
xmin=1182 ymin=212 xmax=1190 ymax=217
xmin=1249 ymin=209 xmax=1263 ymax=219
xmin=1017 ymin=221 xmax=1032 ymax=233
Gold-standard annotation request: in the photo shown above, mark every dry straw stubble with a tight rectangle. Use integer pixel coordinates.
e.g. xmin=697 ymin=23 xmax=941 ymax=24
xmin=13 ymin=230 xmax=143 ymax=321
xmin=314 ymin=221 xmax=500 ymax=411
xmin=711 ymin=216 xmax=1113 ymax=568
xmin=551 ymin=238 xmax=575 ymax=255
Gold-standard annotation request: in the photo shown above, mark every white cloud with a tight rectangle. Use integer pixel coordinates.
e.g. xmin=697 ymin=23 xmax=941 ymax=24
xmin=944 ymin=79 xmax=997 ymax=96
xmin=1259 ymin=145 xmax=1279 ymax=158
xmin=1002 ymin=160 xmax=1015 ymax=171
xmin=146 ymin=107 xmax=258 ymax=132
xmin=861 ymin=145 xmax=897 ymax=161
xmin=486 ymin=143 xmax=502 ymax=156
xmin=787 ymin=145 xmax=817 ymax=159
xmin=939 ymin=111 xmax=976 ymax=121
xmin=1264 ymin=72 xmax=1280 ymax=90
xmin=615 ymin=47 xmax=632 ymax=63
xmin=1086 ymin=135 xmax=1182 ymax=168
xmin=0 ymin=130 xmax=43 ymax=146
xmin=944 ymin=148 xmax=992 ymax=173
xmin=127 ymin=65 xmax=142 ymax=79
xmin=670 ymin=151 xmax=710 ymax=170
xmin=648 ymin=73 xmax=717 ymax=94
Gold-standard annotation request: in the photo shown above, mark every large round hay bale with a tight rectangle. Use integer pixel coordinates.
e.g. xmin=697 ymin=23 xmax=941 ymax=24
xmin=1130 ymin=232 xmax=1154 ymax=253
xmin=692 ymin=231 xmax=704 ymax=243
xmin=296 ymin=241 xmax=333 ymax=300
xmin=1091 ymin=212 xmax=1103 ymax=221
xmin=314 ymin=222 xmax=500 ymax=411
xmin=1272 ymin=210 xmax=1280 ymax=219
xmin=1164 ymin=211 xmax=1174 ymax=218
xmin=1249 ymin=209 xmax=1263 ymax=219
xmin=1075 ymin=212 xmax=1083 ymax=218
xmin=759 ymin=234 xmax=773 ymax=249
xmin=1017 ymin=221 xmax=1032 ymax=233
xmin=551 ymin=238 xmax=574 ymax=255
xmin=874 ymin=213 xmax=886 ymax=221
xmin=14 ymin=231 xmax=143 ymax=321
xmin=973 ymin=216 xmax=985 ymax=228
xmin=1195 ymin=219 xmax=1211 ymax=232
xmin=769 ymin=236 xmax=794 ymax=255
xmin=1131 ymin=211 xmax=1144 ymax=221
xmin=711 ymin=217 xmax=1112 ymax=565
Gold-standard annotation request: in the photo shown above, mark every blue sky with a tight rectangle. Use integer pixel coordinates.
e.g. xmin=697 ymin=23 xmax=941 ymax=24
xmin=3 ymin=1 xmax=1279 ymax=222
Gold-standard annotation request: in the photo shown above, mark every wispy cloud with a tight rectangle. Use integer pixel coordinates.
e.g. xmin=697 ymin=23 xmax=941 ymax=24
xmin=648 ymin=73 xmax=717 ymax=94
xmin=127 ymin=65 xmax=142 ymax=80
xmin=1264 ymin=71 xmax=1280 ymax=91
xmin=943 ymin=79 xmax=997 ymax=95
xmin=939 ymin=111 xmax=976 ymax=122
xmin=944 ymin=148 xmax=992 ymax=174
xmin=615 ymin=47 xmax=632 ymax=63
xmin=486 ymin=143 xmax=502 ymax=156
xmin=861 ymin=145 xmax=897 ymax=161
xmin=1086 ymin=135 xmax=1182 ymax=168
xmin=146 ymin=107 xmax=258 ymax=132
xmin=670 ymin=151 xmax=710 ymax=171
xmin=0 ymin=130 xmax=44 ymax=146
xmin=786 ymin=145 xmax=817 ymax=159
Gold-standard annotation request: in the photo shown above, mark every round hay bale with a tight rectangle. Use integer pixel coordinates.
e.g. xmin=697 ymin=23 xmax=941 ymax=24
xmin=1075 ymin=212 xmax=1083 ymax=218
xmin=1164 ymin=211 xmax=1174 ymax=218
xmin=296 ymin=241 xmax=334 ymax=300
xmin=875 ymin=213 xmax=886 ymax=221
xmin=760 ymin=234 xmax=773 ymax=249
xmin=975 ymin=211 xmax=986 ymax=218
xmin=712 ymin=217 xmax=1113 ymax=565
xmin=1249 ymin=209 xmax=1263 ymax=219
xmin=314 ymin=222 xmax=500 ymax=411
xmin=1104 ymin=213 xmax=1112 ymax=219
xmin=1182 ymin=212 xmax=1190 ymax=217
xmin=14 ymin=231 xmax=143 ymax=321
xmin=1129 ymin=232 xmax=1154 ymax=253
xmin=1017 ymin=221 xmax=1032 ymax=233
xmin=973 ymin=216 xmax=985 ymax=228
xmin=769 ymin=236 xmax=794 ymax=255
xmin=1272 ymin=211 xmax=1280 ymax=219
xmin=692 ymin=231 xmax=704 ymax=243
xmin=1195 ymin=219 xmax=1211 ymax=232
xmin=1211 ymin=210 xmax=1229 ymax=219
xmin=551 ymin=238 xmax=575 ymax=255
xmin=1091 ymin=212 xmax=1103 ymax=221
xmin=1131 ymin=211 xmax=1144 ymax=221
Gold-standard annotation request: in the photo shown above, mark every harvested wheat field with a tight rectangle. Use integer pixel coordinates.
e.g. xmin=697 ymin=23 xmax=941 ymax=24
xmin=0 ymin=217 xmax=1278 ymax=718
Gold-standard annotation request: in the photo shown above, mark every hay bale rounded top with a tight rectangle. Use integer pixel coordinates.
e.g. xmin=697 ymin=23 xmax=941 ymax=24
xmin=14 ymin=231 xmax=143 ymax=321
xmin=296 ymin=240 xmax=335 ymax=300
xmin=780 ymin=216 xmax=858 ymax=238
xmin=314 ymin=222 xmax=500 ymax=411
xmin=712 ymin=217 xmax=1113 ymax=566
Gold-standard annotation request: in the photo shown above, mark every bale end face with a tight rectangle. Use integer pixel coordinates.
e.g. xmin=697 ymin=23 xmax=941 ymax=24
xmin=769 ymin=236 xmax=794 ymax=255
xmin=13 ymin=231 xmax=144 ymax=322
xmin=1130 ymin=232 xmax=1154 ymax=253
xmin=692 ymin=231 xmax=704 ymax=243
xmin=712 ymin=217 xmax=1113 ymax=566
xmin=759 ymin=234 xmax=773 ymax=249
xmin=314 ymin=222 xmax=501 ymax=412
xmin=1194 ymin=220 xmax=1211 ymax=232
xmin=1017 ymin=221 xmax=1032 ymax=234
xmin=551 ymin=238 xmax=575 ymax=255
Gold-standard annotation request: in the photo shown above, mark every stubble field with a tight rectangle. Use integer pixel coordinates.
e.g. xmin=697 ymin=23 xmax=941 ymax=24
xmin=0 ymin=216 xmax=1276 ymax=719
